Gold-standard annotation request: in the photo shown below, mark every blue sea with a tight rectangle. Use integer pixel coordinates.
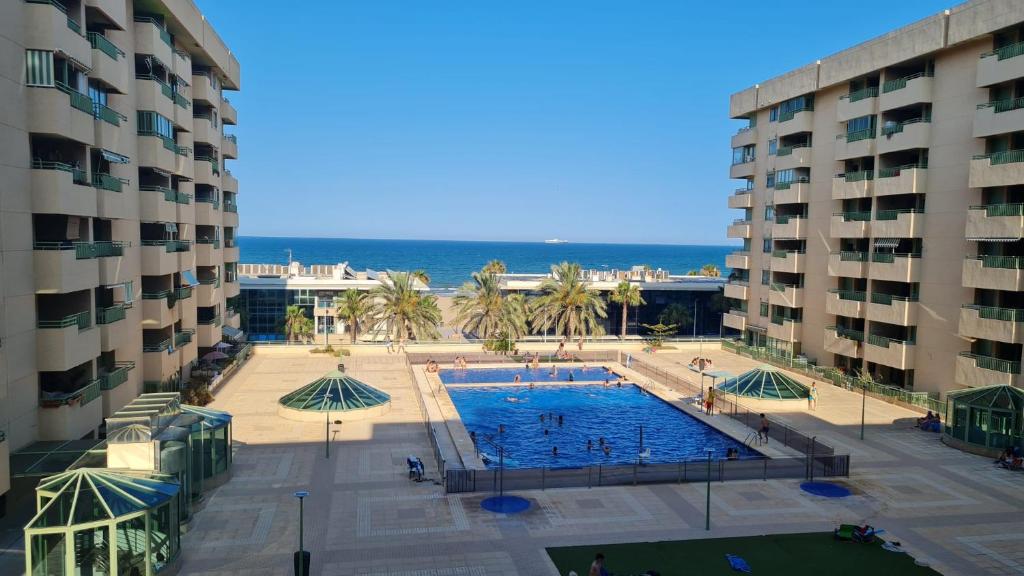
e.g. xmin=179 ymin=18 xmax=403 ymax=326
xmin=239 ymin=236 xmax=735 ymax=289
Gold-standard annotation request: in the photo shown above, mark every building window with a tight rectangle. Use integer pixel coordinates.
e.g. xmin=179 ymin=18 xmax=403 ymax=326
xmin=768 ymin=138 xmax=777 ymax=156
xmin=25 ymin=50 xmax=55 ymax=87
xmin=137 ymin=111 xmax=174 ymax=140
xmin=762 ymin=237 xmax=772 ymax=253
xmin=766 ymin=171 xmax=775 ymax=188
xmin=760 ymin=302 xmax=769 ymax=317
xmin=761 ymin=270 xmax=770 ymax=285
xmin=732 ymin=145 xmax=755 ymax=165
xmin=769 ymin=106 xmax=779 ymax=122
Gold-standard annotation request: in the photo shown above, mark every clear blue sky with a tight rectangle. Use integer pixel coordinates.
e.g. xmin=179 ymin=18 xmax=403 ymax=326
xmin=199 ymin=0 xmax=951 ymax=245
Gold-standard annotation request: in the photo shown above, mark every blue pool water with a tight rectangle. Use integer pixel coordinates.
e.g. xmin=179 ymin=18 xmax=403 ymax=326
xmin=447 ymin=384 xmax=756 ymax=469
xmin=440 ymin=366 xmax=614 ymax=384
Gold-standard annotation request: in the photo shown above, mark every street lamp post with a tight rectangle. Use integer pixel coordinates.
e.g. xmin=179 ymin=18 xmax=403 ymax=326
xmin=705 ymin=448 xmax=713 ymax=531
xmin=294 ymin=491 xmax=309 ymax=576
xmin=860 ymin=383 xmax=867 ymax=441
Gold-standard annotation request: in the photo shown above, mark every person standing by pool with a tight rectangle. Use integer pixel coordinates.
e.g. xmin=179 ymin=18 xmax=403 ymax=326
xmin=568 ymin=371 xmax=575 ymax=382
xmin=808 ymin=382 xmax=818 ymax=410
xmin=759 ymin=413 xmax=770 ymax=444
xmin=705 ymin=386 xmax=716 ymax=415
xmin=384 ymin=336 xmax=393 ymax=354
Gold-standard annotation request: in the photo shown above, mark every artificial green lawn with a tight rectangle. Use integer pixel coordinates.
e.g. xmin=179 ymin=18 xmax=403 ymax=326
xmin=546 ymin=532 xmax=942 ymax=576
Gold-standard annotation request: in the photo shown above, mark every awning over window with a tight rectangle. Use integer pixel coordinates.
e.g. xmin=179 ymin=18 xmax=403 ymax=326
xmin=873 ymin=238 xmax=900 ymax=249
xmin=747 ymin=324 xmax=768 ymax=334
xmin=101 ymin=149 xmax=130 ymax=164
xmin=222 ymin=325 xmax=244 ymax=341
xmin=25 ymin=50 xmax=54 ymax=87
xmin=968 ymin=237 xmax=1021 ymax=242
xmin=181 ymin=270 xmax=199 ymax=287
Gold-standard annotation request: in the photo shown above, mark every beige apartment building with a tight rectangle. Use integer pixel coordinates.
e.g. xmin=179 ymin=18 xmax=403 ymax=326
xmin=0 ymin=0 xmax=240 ymax=514
xmin=725 ymin=0 xmax=1024 ymax=399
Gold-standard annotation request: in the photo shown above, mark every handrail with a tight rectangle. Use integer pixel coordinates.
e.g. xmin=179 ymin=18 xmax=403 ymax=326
xmin=770 ymin=281 xmax=802 ymax=291
xmin=30 ymin=159 xmax=88 ymax=185
xmin=881 ymin=71 xmax=932 ymax=93
xmin=40 ymin=379 xmax=101 ymax=408
xmin=842 ymin=170 xmax=874 ymax=182
xmin=959 ymin=352 xmax=1021 ymax=374
xmin=134 ymin=16 xmax=173 ymax=47
xmin=38 ymin=310 xmax=91 ymax=330
xmin=875 ymin=208 xmax=924 ymax=221
xmin=141 ymin=289 xmax=172 ymax=300
xmin=773 ymin=176 xmax=809 ymax=190
xmin=198 ymin=314 xmax=222 ymax=326
xmin=981 ymin=40 xmax=1024 ymax=61
xmin=871 ymin=252 xmax=920 ymax=263
xmin=840 ymin=86 xmax=878 ymax=102
xmin=966 ymin=254 xmax=1024 ymax=269
xmin=92 ymin=173 xmax=128 ymax=192
xmin=139 ymin=185 xmax=177 ymax=202
xmin=841 ymin=128 xmax=875 ymax=142
xmin=973 ymin=150 xmax=1024 ymax=166
xmin=99 ymin=362 xmax=135 ymax=391
xmin=867 ymin=334 xmax=913 ymax=348
xmin=827 ymin=325 xmax=864 ymax=341
xmin=870 ymin=292 xmax=918 ymax=305
xmin=774 ymin=215 xmax=805 ymax=224
xmin=143 ymin=338 xmax=173 ymax=353
xmin=778 ymin=105 xmax=812 ymax=122
xmin=32 ymin=241 xmax=104 ymax=260
xmin=771 ymin=249 xmax=805 ymax=258
xmin=87 ymin=32 xmax=124 ymax=59
xmin=834 ymin=210 xmax=871 ymax=221
xmin=827 ymin=289 xmax=866 ymax=302
xmin=833 ymin=251 xmax=868 ymax=262
xmin=962 ymin=304 xmax=1024 ymax=323
xmin=880 ymin=117 xmax=929 ymax=136
xmin=976 ymin=96 xmax=1024 ymax=113
xmin=96 ymin=304 xmax=126 ymax=325
xmin=776 ymin=143 xmax=810 ymax=156
xmin=877 ymin=163 xmax=927 ymax=178
xmin=969 ymin=203 xmax=1024 ymax=217
xmin=174 ymin=286 xmax=192 ymax=300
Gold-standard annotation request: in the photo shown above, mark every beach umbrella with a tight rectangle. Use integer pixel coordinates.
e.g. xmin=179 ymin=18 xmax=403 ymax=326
xmin=213 ymin=341 xmax=233 ymax=350
xmin=202 ymin=351 xmax=229 ymax=362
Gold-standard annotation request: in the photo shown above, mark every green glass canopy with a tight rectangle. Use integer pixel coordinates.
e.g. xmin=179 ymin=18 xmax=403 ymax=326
xmin=26 ymin=468 xmax=179 ymax=529
xmin=717 ymin=365 xmax=810 ymax=400
xmin=279 ymin=370 xmax=391 ymax=412
xmin=946 ymin=384 xmax=1024 ymax=409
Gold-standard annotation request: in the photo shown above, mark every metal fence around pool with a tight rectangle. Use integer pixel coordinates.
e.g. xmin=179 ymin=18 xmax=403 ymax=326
xmin=445 ymin=454 xmax=849 ymax=493
xmin=406 ymin=350 xmax=621 ymax=366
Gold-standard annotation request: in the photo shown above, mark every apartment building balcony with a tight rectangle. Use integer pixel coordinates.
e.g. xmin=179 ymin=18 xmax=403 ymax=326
xmin=85 ymin=0 xmax=127 ymax=29
xmin=223 ymin=240 xmax=240 ymax=263
xmin=222 ymin=169 xmax=238 ymax=193
xmin=880 ymin=74 xmax=933 ymax=111
xmin=956 ymin=353 xmax=1021 ymax=388
xmin=25 ymin=0 xmax=92 ymax=69
xmin=27 ymin=86 xmax=95 ymax=145
xmin=194 ymin=156 xmax=220 ymax=186
xmin=824 ymin=326 xmax=863 ymax=357
xmin=864 ymin=334 xmax=914 ymax=370
xmin=835 ymin=131 xmax=875 ymax=161
xmin=771 ymin=250 xmax=805 ymax=274
xmin=831 ymin=211 xmax=871 ymax=238
xmin=87 ymin=33 xmax=129 ymax=93
xmin=730 ymin=159 xmax=755 ymax=179
xmin=867 ymin=293 xmax=919 ymax=326
xmin=727 ymin=219 xmax=751 ymax=239
xmin=221 ymin=98 xmax=237 ymax=125
xmin=196 ymin=238 xmax=222 ymax=266
xmin=192 ymin=115 xmax=217 ymax=146
xmin=141 ymin=241 xmax=190 ymax=276
xmin=195 ymin=197 xmax=220 ymax=226
xmin=93 ymin=109 xmax=129 ymax=161
xmin=95 ymin=174 xmax=130 ymax=221
xmin=875 ymin=165 xmax=927 ymax=196
xmin=873 ymin=209 xmax=924 ymax=238
xmin=960 ymin=305 xmax=1024 ymax=344
xmin=196 ymin=277 xmax=221 ymax=307
xmin=177 ymin=330 xmax=198 ymax=367
xmin=723 ymin=310 xmax=747 ymax=331
xmin=197 ymin=317 xmax=223 ymax=347
xmin=731 ymin=126 xmax=756 ymax=148
xmin=829 ymin=251 xmax=869 ymax=277
xmin=222 ymin=204 xmax=239 ymax=228
xmin=97 ymin=304 xmax=129 ymax=351
xmin=224 ymin=277 xmax=240 ymax=299
xmin=36 ymin=312 xmax=99 ymax=372
xmin=33 ymin=243 xmax=100 ymax=294
xmin=869 ymin=252 xmax=921 ymax=283
xmin=31 ymin=161 xmax=97 ymax=217
xmin=769 ymin=283 xmax=804 ymax=307
xmin=974 ymin=98 xmax=1024 ymax=138
xmin=142 ymin=340 xmax=181 ymax=383
xmin=963 ymin=255 xmax=1024 ymax=291
xmin=772 ymin=179 xmax=808 ymax=204
xmin=176 ymin=192 xmax=195 ymax=226
xmin=142 ymin=291 xmax=177 ymax=328
xmin=725 ymin=251 xmax=750 ymax=269
xmin=38 ymin=379 xmax=102 ymax=442
xmin=966 ymin=204 xmax=1024 ymax=240
xmin=222 ymin=134 xmax=238 ymax=159
xmin=877 ymin=119 xmax=931 ymax=155
xmin=133 ymin=17 xmax=174 ymax=70
xmin=724 ymin=281 xmax=748 ymax=301
xmin=977 ymin=42 xmax=1024 ymax=88
xmin=139 ymin=185 xmax=180 ymax=222
xmin=135 ymin=75 xmax=175 ymax=120
xmin=137 ymin=134 xmax=177 ymax=173
xmin=837 ymin=88 xmax=878 ymax=123
xmin=832 ymin=172 xmax=873 ymax=200
xmin=191 ymin=74 xmax=219 ymax=106
xmin=728 ymin=189 xmax=753 ymax=209
xmin=771 ymin=215 xmax=806 ymax=239
xmin=970 ymin=151 xmax=1024 ymax=188
xmin=826 ymin=289 xmax=866 ymax=318
xmin=767 ymin=317 xmax=800 ymax=342
xmin=97 ymin=244 xmax=133 ymax=288
xmin=777 ymin=109 xmax=813 ymax=137
xmin=774 ymin=145 xmax=811 ymax=171
xmin=99 ymin=361 xmax=136 ymax=418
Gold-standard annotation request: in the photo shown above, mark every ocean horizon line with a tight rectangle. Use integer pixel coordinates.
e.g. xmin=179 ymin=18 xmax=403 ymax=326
xmin=238 ymin=234 xmax=738 ymax=249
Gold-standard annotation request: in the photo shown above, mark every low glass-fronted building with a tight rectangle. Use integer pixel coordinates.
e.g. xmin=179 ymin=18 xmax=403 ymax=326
xmin=944 ymin=384 xmax=1023 ymax=456
xmin=181 ymin=405 xmax=233 ymax=492
xmin=24 ymin=468 xmax=180 ymax=576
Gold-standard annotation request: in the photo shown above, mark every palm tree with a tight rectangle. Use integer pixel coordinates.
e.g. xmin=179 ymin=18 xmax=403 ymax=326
xmin=411 ymin=269 xmax=431 ymax=286
xmin=335 ymin=289 xmax=370 ymax=344
xmin=283 ymin=305 xmax=308 ymax=342
xmin=366 ymin=271 xmax=441 ymax=341
xmin=659 ymin=302 xmax=692 ymax=331
xmin=609 ymin=281 xmax=645 ymax=339
xmin=481 ymin=259 xmax=507 ymax=275
xmin=530 ymin=262 xmax=607 ymax=343
xmin=701 ymin=264 xmax=722 ymax=277
xmin=453 ymin=273 xmax=530 ymax=345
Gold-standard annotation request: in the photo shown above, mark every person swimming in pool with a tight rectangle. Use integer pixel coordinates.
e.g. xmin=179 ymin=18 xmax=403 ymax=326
xmin=513 ymin=374 xmax=521 ymax=384
xmin=539 ymin=414 xmax=545 ymax=423
xmin=552 ymin=446 xmax=558 ymax=457
xmin=603 ymin=378 xmax=610 ymax=387
xmin=599 ymin=437 xmax=605 ymax=445
xmin=558 ymin=414 xmax=564 ymax=427
xmin=568 ymin=371 xmax=575 ymax=382
xmin=549 ymin=365 xmax=558 ymax=377
xmin=587 ymin=439 xmax=593 ymax=451
xmin=603 ymin=445 xmax=611 ymax=456
xmin=529 ymin=382 xmax=535 ymax=389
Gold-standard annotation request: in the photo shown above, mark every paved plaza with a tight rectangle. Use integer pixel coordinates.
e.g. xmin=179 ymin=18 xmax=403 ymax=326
xmin=166 ymin=344 xmax=1022 ymax=575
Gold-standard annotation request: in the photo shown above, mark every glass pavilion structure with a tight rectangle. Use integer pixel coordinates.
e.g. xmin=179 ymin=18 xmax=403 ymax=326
xmin=278 ymin=369 xmax=391 ymax=421
xmin=944 ymin=384 xmax=1024 ymax=456
xmin=717 ymin=366 xmax=810 ymax=400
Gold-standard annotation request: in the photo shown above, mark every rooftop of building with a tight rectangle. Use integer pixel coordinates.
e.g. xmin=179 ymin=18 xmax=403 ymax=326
xmin=238 ymin=262 xmax=430 ymax=290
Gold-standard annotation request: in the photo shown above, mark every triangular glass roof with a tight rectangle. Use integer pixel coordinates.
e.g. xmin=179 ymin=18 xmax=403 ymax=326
xmin=27 ymin=468 xmax=179 ymax=529
xmin=717 ymin=365 xmax=809 ymax=400
xmin=947 ymin=384 xmax=1024 ymax=410
xmin=182 ymin=404 xmax=233 ymax=429
xmin=279 ymin=370 xmax=391 ymax=412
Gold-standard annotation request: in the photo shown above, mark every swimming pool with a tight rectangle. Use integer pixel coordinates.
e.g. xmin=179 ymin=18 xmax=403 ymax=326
xmin=439 ymin=366 xmax=614 ymax=384
xmin=446 ymin=384 xmax=756 ymax=469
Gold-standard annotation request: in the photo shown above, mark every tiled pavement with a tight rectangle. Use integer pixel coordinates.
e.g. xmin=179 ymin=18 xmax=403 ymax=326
xmin=173 ymin=347 xmax=1024 ymax=576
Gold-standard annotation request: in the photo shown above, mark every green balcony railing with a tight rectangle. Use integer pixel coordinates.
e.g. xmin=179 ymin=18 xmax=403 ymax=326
xmin=198 ymin=314 xmax=222 ymax=327
xmin=977 ymin=96 xmax=1024 ymax=114
xmin=87 ymin=32 xmax=124 ymax=60
xmin=96 ymin=304 xmax=126 ymax=325
xmin=38 ymin=310 xmax=91 ymax=330
xmin=968 ymin=254 xmax=1024 ymax=269
xmin=981 ymin=40 xmax=1024 ymax=61
xmin=143 ymin=338 xmax=172 ymax=353
xmin=882 ymin=72 xmax=932 ymax=93
xmin=828 ymin=289 xmax=866 ymax=302
xmin=196 ymin=195 xmax=220 ymax=209
xmin=827 ymin=325 xmax=865 ymax=342
xmin=877 ymin=163 xmax=927 ymax=178
xmin=834 ymin=211 xmax=871 ymax=222
xmin=843 ymin=170 xmax=874 ymax=182
xmin=199 ymin=276 xmax=221 ymax=288
xmin=973 ymin=150 xmax=1024 ymax=166
xmin=775 ymin=143 xmax=810 ymax=157
xmin=174 ymin=144 xmax=191 ymax=157
xmin=32 ymin=241 xmax=103 ymax=260
xmin=962 ymin=304 xmax=1024 ymax=323
xmin=174 ymin=330 xmax=195 ymax=346
xmin=136 ymin=73 xmax=174 ymax=102
xmin=772 ymin=249 xmax=804 ymax=259
xmin=175 ymin=190 xmax=192 ymax=204
xmin=196 ymin=237 xmax=220 ymax=249
xmin=778 ymin=105 xmax=812 ymax=123
xmin=134 ymin=16 xmax=173 ymax=47
xmin=774 ymin=215 xmax=805 ymax=225
xmin=844 ymin=128 xmax=875 ymax=142
xmin=880 ymin=117 xmax=929 ymax=136
xmin=870 ymin=292 xmax=917 ymax=306
xmin=959 ymin=352 xmax=1021 ymax=374
xmin=141 ymin=239 xmax=192 ymax=253
xmin=867 ymin=334 xmax=913 ymax=348
xmin=837 ymin=250 xmax=869 ymax=262
xmin=40 ymin=379 xmax=101 ymax=408
xmin=223 ymin=202 xmax=238 ymax=213
xmin=99 ymin=362 xmax=135 ymax=391
xmin=842 ymin=86 xmax=878 ymax=102
xmin=139 ymin=185 xmax=176 ymax=202
xmin=871 ymin=252 xmax=920 ymax=263
xmin=970 ymin=203 xmax=1024 ymax=217
xmin=773 ymin=177 xmax=809 ymax=190
xmin=92 ymin=173 xmax=127 ymax=192
xmin=174 ymin=286 xmax=192 ymax=300
xmin=94 ymin=241 xmax=125 ymax=257
xmin=875 ymin=208 xmax=923 ymax=221
xmin=141 ymin=289 xmax=172 ymax=300
xmin=173 ymin=91 xmax=190 ymax=109
xmin=30 ymin=159 xmax=89 ymax=185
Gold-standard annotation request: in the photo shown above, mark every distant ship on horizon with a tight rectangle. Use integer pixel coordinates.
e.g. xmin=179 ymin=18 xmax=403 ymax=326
xmin=544 ymin=238 xmax=569 ymax=244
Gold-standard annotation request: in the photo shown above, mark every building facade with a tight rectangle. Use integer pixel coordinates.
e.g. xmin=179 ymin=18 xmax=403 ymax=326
xmin=725 ymin=0 xmax=1024 ymax=398
xmin=0 ymin=0 xmax=241 ymax=515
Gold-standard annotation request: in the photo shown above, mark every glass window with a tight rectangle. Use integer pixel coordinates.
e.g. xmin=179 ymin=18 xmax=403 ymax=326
xmin=768 ymin=139 xmax=777 ymax=156
xmin=762 ymin=237 xmax=772 ymax=252
xmin=732 ymin=145 xmax=755 ymax=165
xmin=766 ymin=171 xmax=775 ymax=188
xmin=776 ymin=169 xmax=794 ymax=184
xmin=761 ymin=270 xmax=770 ymax=285
xmin=137 ymin=111 xmax=174 ymax=139
xmin=846 ymin=115 xmax=876 ymax=135
xmin=25 ymin=50 xmax=55 ymax=87
xmin=760 ymin=302 xmax=769 ymax=317
xmin=769 ymin=106 xmax=778 ymax=122
xmin=32 ymin=533 xmax=66 ymax=576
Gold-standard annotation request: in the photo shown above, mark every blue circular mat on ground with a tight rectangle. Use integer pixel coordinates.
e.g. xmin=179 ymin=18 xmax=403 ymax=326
xmin=481 ymin=495 xmax=531 ymax=514
xmin=800 ymin=481 xmax=851 ymax=498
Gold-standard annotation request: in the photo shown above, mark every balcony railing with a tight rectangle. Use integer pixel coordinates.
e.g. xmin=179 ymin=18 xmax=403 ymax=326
xmin=223 ymin=202 xmax=238 ymax=213
xmin=140 ymin=184 xmax=176 ymax=203
xmin=38 ymin=310 xmax=91 ymax=330
xmin=981 ymin=40 xmax=1024 ymax=62
xmin=959 ymin=351 xmax=1021 ymax=374
xmin=33 ymin=241 xmax=108 ymax=260
xmin=770 ymin=315 xmax=800 ymax=326
xmin=976 ymin=96 xmax=1024 ymax=114
xmin=963 ymin=304 xmax=1024 ymax=323
xmin=966 ymin=254 xmax=1024 ymax=269
xmin=224 ymin=134 xmax=237 ymax=144
xmin=224 ymin=237 xmax=237 ymax=248
xmin=973 ymin=150 xmax=1024 ymax=166
xmin=842 ymin=128 xmax=875 ymax=143
xmin=199 ymin=276 xmax=221 ymax=288
xmin=775 ymin=143 xmax=810 ymax=157
xmin=196 ymin=236 xmax=220 ymax=249
xmin=196 ymin=195 xmax=220 ymax=209
xmin=970 ymin=203 xmax=1024 ymax=217
xmin=136 ymin=73 xmax=174 ymax=102
xmin=40 ymin=379 xmax=101 ymax=408
xmin=96 ymin=304 xmax=126 ymax=325
xmin=141 ymin=239 xmax=192 ymax=253
xmin=770 ymin=282 xmax=801 ymax=292
xmin=134 ymin=16 xmax=172 ymax=47
xmin=867 ymin=334 xmax=913 ymax=348
xmin=141 ymin=289 xmax=172 ymax=300
xmin=828 ymin=289 xmax=866 ymax=302
xmin=174 ymin=286 xmax=192 ymax=300
xmin=870 ymin=292 xmax=917 ymax=305
xmin=198 ymin=314 xmax=222 ymax=326
xmin=173 ymin=91 xmax=190 ymax=109
xmin=875 ymin=208 xmax=924 ymax=221
xmin=881 ymin=72 xmax=932 ymax=93
xmin=771 ymin=249 xmax=805 ymax=258
xmin=195 ymin=155 xmax=220 ymax=176
xmin=880 ymin=117 xmax=929 ymax=136
xmin=92 ymin=173 xmax=128 ymax=192
xmin=774 ymin=215 xmax=804 ymax=224
xmin=92 ymin=102 xmax=127 ymax=126
xmin=143 ymin=338 xmax=172 ymax=353
xmin=31 ymin=159 xmax=88 ymax=185
xmin=778 ymin=105 xmax=812 ymax=122
xmin=841 ymin=87 xmax=878 ymax=102
xmin=827 ymin=325 xmax=864 ymax=341
xmin=92 ymin=241 xmax=126 ymax=258
xmin=87 ymin=32 xmax=124 ymax=60
xmin=174 ymin=329 xmax=195 ymax=346
xmin=871 ymin=252 xmax=920 ymax=263
xmin=835 ymin=250 xmax=869 ymax=262
xmin=99 ymin=362 xmax=135 ymax=391
xmin=834 ymin=211 xmax=871 ymax=222
xmin=773 ymin=177 xmax=809 ymax=190
xmin=843 ymin=170 xmax=874 ymax=182
xmin=878 ymin=163 xmax=927 ymax=178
